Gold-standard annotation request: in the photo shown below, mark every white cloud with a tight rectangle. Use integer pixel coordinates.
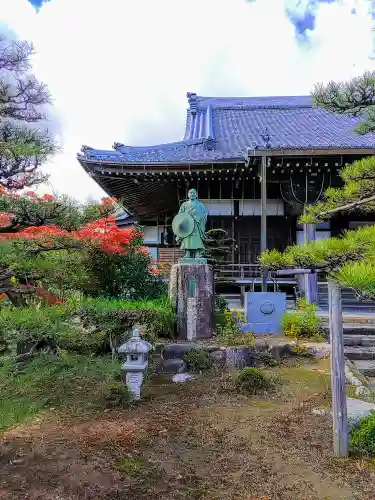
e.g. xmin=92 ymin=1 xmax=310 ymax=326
xmin=0 ymin=0 xmax=373 ymax=201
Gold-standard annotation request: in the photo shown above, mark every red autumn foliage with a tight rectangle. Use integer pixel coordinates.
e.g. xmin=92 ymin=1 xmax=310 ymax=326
xmin=35 ymin=287 xmax=66 ymax=305
xmin=0 ymin=216 xmax=143 ymax=255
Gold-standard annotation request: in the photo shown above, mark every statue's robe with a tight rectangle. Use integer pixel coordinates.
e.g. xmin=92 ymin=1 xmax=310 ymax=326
xmin=178 ymin=199 xmax=207 ymax=250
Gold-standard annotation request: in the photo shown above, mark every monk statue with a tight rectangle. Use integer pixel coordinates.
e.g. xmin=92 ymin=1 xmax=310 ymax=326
xmin=172 ymin=188 xmax=208 ymax=261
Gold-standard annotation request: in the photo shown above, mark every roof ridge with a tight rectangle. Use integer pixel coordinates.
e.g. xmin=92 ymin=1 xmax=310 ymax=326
xmin=186 ymin=93 xmax=313 ymax=110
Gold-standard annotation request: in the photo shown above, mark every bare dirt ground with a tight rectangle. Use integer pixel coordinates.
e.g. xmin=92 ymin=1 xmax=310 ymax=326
xmin=1 ymin=360 xmax=375 ymax=500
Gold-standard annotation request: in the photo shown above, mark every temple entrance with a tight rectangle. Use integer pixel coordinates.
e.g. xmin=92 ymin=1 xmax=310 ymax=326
xmin=236 ymin=216 xmax=293 ymax=264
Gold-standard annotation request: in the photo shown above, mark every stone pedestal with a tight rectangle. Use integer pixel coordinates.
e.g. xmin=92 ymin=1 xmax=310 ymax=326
xmin=169 ymin=263 xmax=214 ymax=340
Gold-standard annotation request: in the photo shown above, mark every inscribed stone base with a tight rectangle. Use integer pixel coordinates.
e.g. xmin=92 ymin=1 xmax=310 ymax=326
xmin=169 ymin=263 xmax=214 ymax=340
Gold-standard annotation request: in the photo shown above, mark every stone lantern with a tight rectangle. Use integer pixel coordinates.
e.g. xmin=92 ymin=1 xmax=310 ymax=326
xmin=118 ymin=326 xmax=152 ymax=401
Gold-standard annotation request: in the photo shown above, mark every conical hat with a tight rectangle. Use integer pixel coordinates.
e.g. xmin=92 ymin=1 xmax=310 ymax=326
xmin=172 ymin=212 xmax=194 ymax=238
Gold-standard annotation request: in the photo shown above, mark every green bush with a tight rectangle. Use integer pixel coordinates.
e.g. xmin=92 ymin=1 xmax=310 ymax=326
xmin=215 ymin=295 xmax=229 ymax=314
xmin=216 ymin=311 xmax=254 ymax=347
xmin=183 ymin=349 xmax=213 ymax=372
xmin=290 ymin=344 xmax=312 ymax=357
xmin=0 ymin=296 xmax=176 ymax=356
xmin=255 ymin=351 xmax=279 ymax=367
xmin=350 ymin=413 xmax=375 ymax=455
xmin=86 ymin=250 xmax=167 ymax=300
xmin=0 ymin=305 xmax=109 ymax=355
xmin=234 ymin=367 xmax=275 ymax=394
xmin=281 ymin=297 xmax=324 ymax=341
xmin=76 ymin=296 xmax=176 ymax=340
xmin=101 ymin=381 xmax=132 ymax=407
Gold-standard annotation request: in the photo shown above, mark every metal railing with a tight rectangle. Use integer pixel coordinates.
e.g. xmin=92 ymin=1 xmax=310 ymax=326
xmin=216 ymin=264 xmax=262 ymax=282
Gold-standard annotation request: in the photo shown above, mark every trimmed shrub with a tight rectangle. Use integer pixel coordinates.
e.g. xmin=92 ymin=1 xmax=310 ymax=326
xmin=234 ymin=367 xmax=274 ymax=394
xmin=350 ymin=413 xmax=375 ymax=455
xmin=0 ymin=296 xmax=176 ymax=356
xmin=281 ymin=297 xmax=324 ymax=341
xmin=76 ymin=296 xmax=176 ymax=340
xmin=0 ymin=305 xmax=109 ymax=355
xmin=183 ymin=349 xmax=213 ymax=372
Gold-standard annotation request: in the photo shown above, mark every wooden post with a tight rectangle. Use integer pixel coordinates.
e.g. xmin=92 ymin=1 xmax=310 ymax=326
xmin=304 ymin=223 xmax=318 ymax=304
xmin=328 ymin=279 xmax=348 ymax=457
xmin=260 ymin=155 xmax=268 ymax=292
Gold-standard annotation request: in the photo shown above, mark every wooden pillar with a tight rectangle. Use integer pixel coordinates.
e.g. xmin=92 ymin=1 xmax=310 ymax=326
xmin=328 ymin=279 xmax=348 ymax=457
xmin=303 ymin=222 xmax=318 ymax=304
xmin=260 ymin=155 xmax=268 ymax=291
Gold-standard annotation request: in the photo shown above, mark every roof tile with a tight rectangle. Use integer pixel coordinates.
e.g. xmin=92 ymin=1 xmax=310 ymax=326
xmin=78 ymin=95 xmax=375 ymax=165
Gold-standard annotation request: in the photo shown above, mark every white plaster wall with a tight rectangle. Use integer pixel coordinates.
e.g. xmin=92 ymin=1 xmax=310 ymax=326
xmin=200 ymin=200 xmax=233 ymax=216
xmin=142 ymin=226 xmax=160 ymax=244
xmin=240 ymin=199 xmax=284 ymax=216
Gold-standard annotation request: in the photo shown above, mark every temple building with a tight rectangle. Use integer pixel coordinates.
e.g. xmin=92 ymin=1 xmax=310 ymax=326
xmin=77 ymin=93 xmax=375 ymax=303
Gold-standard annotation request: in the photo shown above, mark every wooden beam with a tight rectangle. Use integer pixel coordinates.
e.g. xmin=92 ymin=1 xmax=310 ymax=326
xmin=260 ymin=155 xmax=268 ymax=291
xmin=328 ymin=279 xmax=348 ymax=457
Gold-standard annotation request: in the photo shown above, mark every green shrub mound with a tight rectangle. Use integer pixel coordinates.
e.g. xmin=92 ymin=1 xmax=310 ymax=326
xmin=77 ymin=296 xmax=175 ymax=340
xmin=0 ymin=297 xmax=176 ymax=356
xmin=183 ymin=349 xmax=213 ymax=372
xmin=281 ymin=298 xmax=324 ymax=341
xmin=350 ymin=412 xmax=375 ymax=455
xmin=234 ymin=367 xmax=275 ymax=394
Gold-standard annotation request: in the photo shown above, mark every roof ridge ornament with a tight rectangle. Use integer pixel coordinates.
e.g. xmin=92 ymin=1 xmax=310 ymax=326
xmin=81 ymin=145 xmax=93 ymax=153
xmin=187 ymin=92 xmax=197 ymax=115
xmin=261 ymin=128 xmax=271 ymax=149
xmin=203 ymin=136 xmax=216 ymax=151
xmin=113 ymin=142 xmax=124 ymax=151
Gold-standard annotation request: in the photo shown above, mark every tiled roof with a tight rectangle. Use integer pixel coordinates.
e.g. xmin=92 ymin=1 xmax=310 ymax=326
xmin=78 ymin=93 xmax=375 ymax=165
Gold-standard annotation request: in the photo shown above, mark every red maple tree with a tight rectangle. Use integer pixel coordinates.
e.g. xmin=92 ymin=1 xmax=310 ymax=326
xmin=0 ymin=191 xmax=162 ymax=305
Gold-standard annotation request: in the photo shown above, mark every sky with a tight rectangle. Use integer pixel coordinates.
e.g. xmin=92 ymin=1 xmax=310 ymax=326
xmin=0 ymin=0 xmax=374 ymax=201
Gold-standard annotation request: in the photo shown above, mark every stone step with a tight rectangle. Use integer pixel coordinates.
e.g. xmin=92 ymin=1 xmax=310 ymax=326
xmin=345 ymin=347 xmax=375 ymax=361
xmin=351 ymin=360 xmax=375 ymax=377
xmin=320 ymin=316 xmax=375 ymax=325
xmin=322 ymin=325 xmax=375 ymax=335
xmin=344 ymin=335 xmax=375 ymax=346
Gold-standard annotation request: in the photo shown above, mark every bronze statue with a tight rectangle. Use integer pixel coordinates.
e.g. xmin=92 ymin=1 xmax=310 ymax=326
xmin=172 ymin=188 xmax=208 ymax=261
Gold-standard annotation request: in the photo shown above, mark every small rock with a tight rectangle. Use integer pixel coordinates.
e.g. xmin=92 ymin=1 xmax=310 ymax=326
xmin=347 ymin=397 xmax=375 ymax=429
xmin=11 ymin=458 xmax=24 ymax=465
xmin=355 ymin=386 xmax=371 ymax=397
xmin=172 ymin=373 xmax=197 ymax=383
xmin=268 ymin=344 xmax=293 ymax=360
xmin=210 ymin=349 xmax=227 ymax=365
xmin=312 ymin=408 xmax=329 ymax=416
xmin=71 ymin=316 xmax=81 ymax=325
xmin=162 ymin=358 xmax=187 ymax=374
xmin=254 ymin=340 xmax=269 ymax=351
xmin=162 ymin=343 xmax=201 ymax=360
xmin=307 ymin=344 xmax=331 ymax=359
xmin=226 ymin=347 xmax=253 ymax=368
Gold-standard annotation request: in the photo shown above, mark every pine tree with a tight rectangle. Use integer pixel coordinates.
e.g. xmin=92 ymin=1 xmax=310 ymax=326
xmin=0 ymin=34 xmax=55 ymax=189
xmin=204 ymin=228 xmax=235 ymax=267
xmin=259 ymin=72 xmax=375 ymax=299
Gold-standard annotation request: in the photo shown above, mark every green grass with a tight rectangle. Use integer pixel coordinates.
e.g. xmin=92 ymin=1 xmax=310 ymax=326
xmin=0 ymin=353 xmax=127 ymax=432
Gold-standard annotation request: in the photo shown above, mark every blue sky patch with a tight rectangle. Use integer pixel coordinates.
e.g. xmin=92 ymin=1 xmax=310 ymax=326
xmin=285 ymin=0 xmax=337 ymax=36
xmin=28 ymin=0 xmax=50 ymax=9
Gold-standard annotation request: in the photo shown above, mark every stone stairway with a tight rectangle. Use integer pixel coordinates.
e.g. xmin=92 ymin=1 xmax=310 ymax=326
xmin=321 ymin=313 xmax=375 ymax=377
xmin=318 ymin=282 xmax=375 ymax=313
